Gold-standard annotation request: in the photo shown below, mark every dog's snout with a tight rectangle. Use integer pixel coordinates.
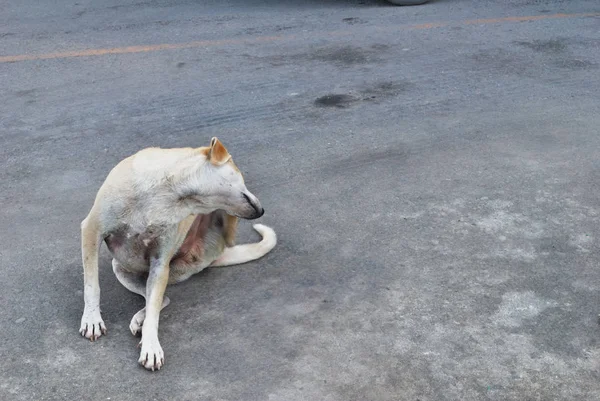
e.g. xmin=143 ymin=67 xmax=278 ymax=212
xmin=242 ymin=192 xmax=264 ymax=219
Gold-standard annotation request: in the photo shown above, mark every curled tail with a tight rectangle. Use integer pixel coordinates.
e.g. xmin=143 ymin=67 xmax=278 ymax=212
xmin=211 ymin=224 xmax=276 ymax=267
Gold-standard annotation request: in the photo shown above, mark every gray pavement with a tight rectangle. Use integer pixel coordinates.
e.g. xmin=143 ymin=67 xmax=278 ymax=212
xmin=1 ymin=0 xmax=600 ymax=400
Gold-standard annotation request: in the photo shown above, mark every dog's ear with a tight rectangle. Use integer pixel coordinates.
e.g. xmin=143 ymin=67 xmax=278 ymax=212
xmin=208 ymin=137 xmax=231 ymax=166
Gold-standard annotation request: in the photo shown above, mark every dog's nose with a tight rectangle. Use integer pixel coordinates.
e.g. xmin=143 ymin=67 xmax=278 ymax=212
xmin=246 ymin=207 xmax=263 ymax=220
xmin=242 ymin=191 xmax=264 ymax=219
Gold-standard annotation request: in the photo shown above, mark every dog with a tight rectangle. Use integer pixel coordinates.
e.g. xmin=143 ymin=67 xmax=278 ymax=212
xmin=79 ymin=137 xmax=276 ymax=371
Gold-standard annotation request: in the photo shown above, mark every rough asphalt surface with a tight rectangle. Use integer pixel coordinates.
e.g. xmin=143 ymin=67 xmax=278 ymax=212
xmin=1 ymin=0 xmax=600 ymax=400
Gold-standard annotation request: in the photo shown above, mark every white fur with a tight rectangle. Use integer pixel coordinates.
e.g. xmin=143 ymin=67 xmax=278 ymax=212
xmin=211 ymin=224 xmax=277 ymax=267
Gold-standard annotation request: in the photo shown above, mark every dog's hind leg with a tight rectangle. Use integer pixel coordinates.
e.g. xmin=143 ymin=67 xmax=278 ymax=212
xmin=112 ymin=259 xmax=170 ymax=336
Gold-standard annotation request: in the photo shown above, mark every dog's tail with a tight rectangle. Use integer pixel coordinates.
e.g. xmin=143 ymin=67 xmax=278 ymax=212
xmin=211 ymin=224 xmax=277 ymax=267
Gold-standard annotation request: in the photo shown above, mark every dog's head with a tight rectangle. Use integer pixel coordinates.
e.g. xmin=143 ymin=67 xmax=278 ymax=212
xmin=199 ymin=137 xmax=264 ymax=220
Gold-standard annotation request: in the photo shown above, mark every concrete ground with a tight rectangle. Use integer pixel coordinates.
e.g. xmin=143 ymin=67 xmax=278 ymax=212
xmin=1 ymin=0 xmax=600 ymax=400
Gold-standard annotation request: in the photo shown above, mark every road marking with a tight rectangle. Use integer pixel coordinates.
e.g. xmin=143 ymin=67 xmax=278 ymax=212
xmin=0 ymin=12 xmax=597 ymax=64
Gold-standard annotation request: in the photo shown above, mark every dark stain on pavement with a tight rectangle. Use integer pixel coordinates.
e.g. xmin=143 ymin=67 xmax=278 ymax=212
xmin=314 ymin=80 xmax=414 ymax=109
xmin=513 ymin=38 xmax=568 ymax=53
xmin=553 ymin=59 xmax=597 ymax=70
xmin=314 ymin=94 xmax=358 ymax=108
xmin=342 ymin=17 xmax=365 ymax=25
xmin=254 ymin=44 xmax=390 ymax=68
xmin=309 ymin=46 xmax=372 ymax=66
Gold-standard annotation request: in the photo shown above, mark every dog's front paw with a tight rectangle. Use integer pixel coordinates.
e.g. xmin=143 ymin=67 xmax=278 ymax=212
xmin=138 ymin=337 xmax=164 ymax=371
xmin=129 ymin=310 xmax=145 ymax=336
xmin=79 ymin=308 xmax=107 ymax=341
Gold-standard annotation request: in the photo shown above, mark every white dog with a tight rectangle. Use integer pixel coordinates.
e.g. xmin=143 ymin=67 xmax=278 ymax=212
xmin=79 ymin=137 xmax=276 ymax=371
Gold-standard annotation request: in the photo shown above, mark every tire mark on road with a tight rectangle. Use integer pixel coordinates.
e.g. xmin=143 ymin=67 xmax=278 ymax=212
xmin=126 ymin=80 xmax=288 ymax=117
xmin=167 ymin=101 xmax=311 ymax=134
xmin=1 ymin=13 xmax=598 ymax=64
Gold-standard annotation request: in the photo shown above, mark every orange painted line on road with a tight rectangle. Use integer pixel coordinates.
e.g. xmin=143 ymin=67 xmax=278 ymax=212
xmin=408 ymin=22 xmax=448 ymax=30
xmin=0 ymin=37 xmax=277 ymax=63
xmin=0 ymin=12 xmax=597 ymax=64
xmin=402 ymin=12 xmax=598 ymax=30
xmin=463 ymin=13 xmax=590 ymax=24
